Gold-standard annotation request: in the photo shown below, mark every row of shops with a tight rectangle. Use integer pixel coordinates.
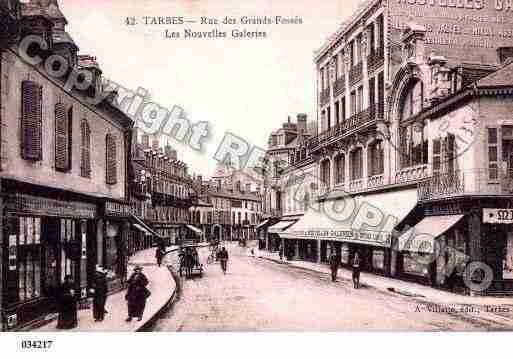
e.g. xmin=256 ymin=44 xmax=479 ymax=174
xmin=258 ymin=188 xmax=513 ymax=295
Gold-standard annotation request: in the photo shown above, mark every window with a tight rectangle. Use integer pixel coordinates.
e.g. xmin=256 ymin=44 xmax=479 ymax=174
xmin=335 ymin=154 xmax=345 ymax=184
xmin=349 ymin=41 xmax=355 ymax=68
xmin=341 ymin=97 xmax=346 ymax=121
xmin=106 ymin=134 xmax=117 ymax=184
xmin=335 ymin=101 xmax=340 ymax=126
xmin=350 ymin=148 xmax=363 ymax=180
xmin=21 ymin=81 xmax=43 ymax=161
xmin=351 ymin=91 xmax=357 ymax=116
xmin=334 ymin=56 xmax=338 ymax=79
xmin=368 ymin=23 xmax=375 ymax=54
xmin=356 ymin=34 xmax=362 ymax=64
xmin=369 ymin=77 xmax=376 ymax=107
xmin=357 ymin=86 xmax=364 ymax=112
xmin=488 ymin=128 xmax=499 ymax=180
xmin=433 ymin=139 xmax=441 ymax=175
xmin=368 ymin=141 xmax=384 ymax=176
xmin=377 ymin=15 xmax=384 ymax=53
xmin=6 ymin=217 xmax=43 ymax=305
xmin=327 ymin=106 xmax=331 ymax=129
xmin=321 ymin=159 xmax=331 ymax=188
xmin=55 ymin=104 xmax=72 ymax=171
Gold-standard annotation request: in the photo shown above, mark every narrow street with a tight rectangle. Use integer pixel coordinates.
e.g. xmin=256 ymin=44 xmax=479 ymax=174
xmin=154 ymin=244 xmax=513 ymax=331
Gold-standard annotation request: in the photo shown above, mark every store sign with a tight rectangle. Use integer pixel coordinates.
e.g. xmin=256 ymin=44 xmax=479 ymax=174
xmin=389 ymin=0 xmax=513 ymax=65
xmin=285 ymin=228 xmax=392 ymax=247
xmin=483 ymin=208 xmax=513 ymax=224
xmin=105 ymin=201 xmax=136 ymax=217
xmin=5 ymin=194 xmax=96 ymax=219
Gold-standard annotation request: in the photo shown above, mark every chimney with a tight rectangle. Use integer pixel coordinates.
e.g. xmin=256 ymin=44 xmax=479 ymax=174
xmin=297 ymin=113 xmax=307 ymax=133
xmin=245 ymin=183 xmax=251 ymax=193
xmin=141 ymin=134 xmax=150 ymax=149
xmin=152 ymin=138 xmax=159 ymax=151
xmin=497 ymin=47 xmax=513 ymax=66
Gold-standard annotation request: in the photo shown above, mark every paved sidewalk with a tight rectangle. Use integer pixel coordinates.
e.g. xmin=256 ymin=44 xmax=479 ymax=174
xmin=36 ymin=248 xmax=176 ymax=332
xmin=254 ymin=249 xmax=513 ymax=306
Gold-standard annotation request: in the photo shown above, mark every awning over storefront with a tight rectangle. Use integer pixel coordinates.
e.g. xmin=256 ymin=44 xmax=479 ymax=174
xmin=256 ymin=219 xmax=270 ymax=229
xmin=397 ymin=214 xmax=464 ymax=253
xmin=281 ymin=189 xmax=418 ymax=248
xmin=268 ymin=220 xmax=297 ymax=234
xmin=130 ymin=214 xmax=163 ymax=238
xmin=186 ymin=224 xmax=203 ymax=235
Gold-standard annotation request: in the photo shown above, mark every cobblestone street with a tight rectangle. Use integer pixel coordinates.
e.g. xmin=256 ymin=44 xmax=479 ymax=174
xmin=154 ymin=244 xmax=513 ymax=331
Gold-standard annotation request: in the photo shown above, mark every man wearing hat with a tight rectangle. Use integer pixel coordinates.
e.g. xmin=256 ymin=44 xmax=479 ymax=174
xmin=92 ymin=265 xmax=108 ymax=322
xmin=125 ymin=265 xmax=150 ymax=322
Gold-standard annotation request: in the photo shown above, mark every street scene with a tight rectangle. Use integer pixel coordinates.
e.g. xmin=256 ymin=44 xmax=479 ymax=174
xmin=2 ymin=0 xmax=513 ymax=334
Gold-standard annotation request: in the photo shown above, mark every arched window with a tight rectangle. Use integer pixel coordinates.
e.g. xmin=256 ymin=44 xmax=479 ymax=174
xmin=320 ymin=159 xmax=331 ymax=188
xmin=368 ymin=140 xmax=384 ymax=176
xmin=80 ymin=119 xmax=91 ymax=178
xmin=350 ymin=148 xmax=363 ymax=180
xmin=399 ymin=79 xmax=428 ymax=168
xmin=335 ymin=154 xmax=345 ymax=184
xmin=105 ymin=134 xmax=117 ymax=185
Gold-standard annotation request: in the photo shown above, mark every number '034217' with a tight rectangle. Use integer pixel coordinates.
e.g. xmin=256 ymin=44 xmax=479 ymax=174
xmin=21 ymin=341 xmax=53 ymax=349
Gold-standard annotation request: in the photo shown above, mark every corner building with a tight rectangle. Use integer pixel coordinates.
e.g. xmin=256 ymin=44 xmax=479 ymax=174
xmin=280 ymin=0 xmax=513 ymax=295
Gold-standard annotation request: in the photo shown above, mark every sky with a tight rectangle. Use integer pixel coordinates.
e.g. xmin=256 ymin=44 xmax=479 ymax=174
xmin=60 ymin=0 xmax=363 ymax=177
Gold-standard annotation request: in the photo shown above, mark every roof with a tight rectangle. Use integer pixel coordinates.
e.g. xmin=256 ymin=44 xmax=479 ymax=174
xmin=476 ymin=61 xmax=513 ymax=88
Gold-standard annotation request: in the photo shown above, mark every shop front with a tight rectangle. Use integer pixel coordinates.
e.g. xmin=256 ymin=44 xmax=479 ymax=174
xmin=1 ymin=190 xmax=97 ymax=331
xmin=268 ymin=219 xmax=298 ymax=253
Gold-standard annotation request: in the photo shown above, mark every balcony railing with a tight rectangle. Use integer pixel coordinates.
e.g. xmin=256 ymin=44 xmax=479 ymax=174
xmin=418 ymin=169 xmax=513 ymax=202
xmin=367 ymin=47 xmax=385 ymax=73
xmin=307 ymin=102 xmax=384 ymax=152
xmin=395 ymin=164 xmax=429 ymax=184
xmin=349 ymin=179 xmax=364 ymax=192
xmin=349 ymin=62 xmax=363 ymax=86
xmin=152 ymin=191 xmax=192 ymax=208
xmin=319 ymin=87 xmax=330 ymax=106
xmin=333 ymin=75 xmax=346 ymax=96
xmin=368 ymin=174 xmax=385 ymax=188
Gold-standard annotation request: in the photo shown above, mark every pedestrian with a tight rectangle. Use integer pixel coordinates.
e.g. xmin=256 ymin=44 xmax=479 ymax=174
xmin=125 ymin=265 xmax=150 ymax=322
xmin=352 ymin=252 xmax=361 ymax=289
xmin=279 ymin=246 xmax=284 ymax=261
xmin=92 ymin=267 xmax=108 ymax=322
xmin=155 ymin=247 xmax=164 ymax=267
xmin=218 ymin=246 xmax=229 ymax=274
xmin=56 ymin=275 xmax=78 ymax=329
xmin=329 ymin=250 xmax=340 ymax=282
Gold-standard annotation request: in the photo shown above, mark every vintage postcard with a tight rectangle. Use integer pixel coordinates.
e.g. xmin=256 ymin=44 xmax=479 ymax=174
xmin=1 ymin=0 xmax=513 ymax=342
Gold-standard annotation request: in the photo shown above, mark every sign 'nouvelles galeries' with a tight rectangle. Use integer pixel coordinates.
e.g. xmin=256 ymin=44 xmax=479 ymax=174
xmin=390 ymin=0 xmax=513 ymax=64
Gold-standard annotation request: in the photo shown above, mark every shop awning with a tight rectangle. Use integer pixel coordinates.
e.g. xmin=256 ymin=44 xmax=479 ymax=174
xmin=281 ymin=189 xmax=418 ymax=248
xmin=397 ymin=214 xmax=464 ymax=253
xmin=186 ymin=224 xmax=203 ymax=235
xmin=130 ymin=214 xmax=163 ymax=238
xmin=256 ymin=219 xmax=270 ymax=229
xmin=268 ymin=220 xmax=297 ymax=234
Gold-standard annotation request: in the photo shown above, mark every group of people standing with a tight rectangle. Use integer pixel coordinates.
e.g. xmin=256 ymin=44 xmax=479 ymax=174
xmin=55 ymin=264 xmax=151 ymax=329
xmin=329 ymin=251 xmax=361 ymax=289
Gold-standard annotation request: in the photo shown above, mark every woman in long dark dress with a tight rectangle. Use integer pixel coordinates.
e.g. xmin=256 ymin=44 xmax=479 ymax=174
xmin=125 ymin=265 xmax=150 ymax=322
xmin=57 ymin=275 xmax=78 ymax=329
xmin=93 ymin=269 xmax=108 ymax=322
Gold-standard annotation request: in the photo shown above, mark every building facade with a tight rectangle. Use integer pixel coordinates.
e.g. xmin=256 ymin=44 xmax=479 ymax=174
xmin=278 ymin=0 xmax=513 ymax=295
xmin=0 ymin=0 xmax=134 ymax=330
xmin=129 ymin=133 xmax=193 ymax=251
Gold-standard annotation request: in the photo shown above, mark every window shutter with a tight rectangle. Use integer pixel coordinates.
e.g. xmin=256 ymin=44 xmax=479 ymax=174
xmin=80 ymin=120 xmax=91 ymax=178
xmin=21 ymin=81 xmax=43 ymax=161
xmin=106 ymin=134 xmax=117 ymax=184
xmin=55 ymin=103 xmax=70 ymax=171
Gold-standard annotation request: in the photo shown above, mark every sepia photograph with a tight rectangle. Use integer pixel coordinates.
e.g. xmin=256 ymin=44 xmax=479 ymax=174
xmin=1 ymin=1 xmax=513 ymax=350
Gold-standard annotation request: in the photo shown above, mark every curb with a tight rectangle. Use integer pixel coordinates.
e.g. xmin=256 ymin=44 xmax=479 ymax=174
xmin=137 ymin=265 xmax=180 ymax=332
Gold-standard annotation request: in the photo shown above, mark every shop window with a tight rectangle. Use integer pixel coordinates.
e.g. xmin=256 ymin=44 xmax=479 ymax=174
xmin=368 ymin=140 xmax=384 ymax=176
xmin=335 ymin=154 xmax=345 ymax=184
xmin=403 ymin=252 xmax=430 ymax=277
xmin=488 ymin=128 xmax=499 ymax=180
xmin=21 ymin=81 xmax=43 ymax=161
xmin=372 ymin=249 xmax=385 ymax=271
xmin=350 ymin=148 xmax=363 ymax=180
xmin=55 ymin=104 xmax=72 ymax=171
xmin=7 ymin=217 xmax=43 ymax=305
xmin=105 ymin=134 xmax=117 ymax=185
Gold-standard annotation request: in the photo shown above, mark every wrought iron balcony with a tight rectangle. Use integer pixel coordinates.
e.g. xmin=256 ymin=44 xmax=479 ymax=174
xmin=307 ymin=102 xmax=384 ymax=152
xmin=152 ymin=191 xmax=192 ymax=208
xmin=367 ymin=47 xmax=385 ymax=73
xmin=333 ymin=75 xmax=346 ymax=97
xmin=349 ymin=62 xmax=363 ymax=86
xmin=418 ymin=169 xmax=513 ymax=202
xmin=319 ymin=87 xmax=330 ymax=106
